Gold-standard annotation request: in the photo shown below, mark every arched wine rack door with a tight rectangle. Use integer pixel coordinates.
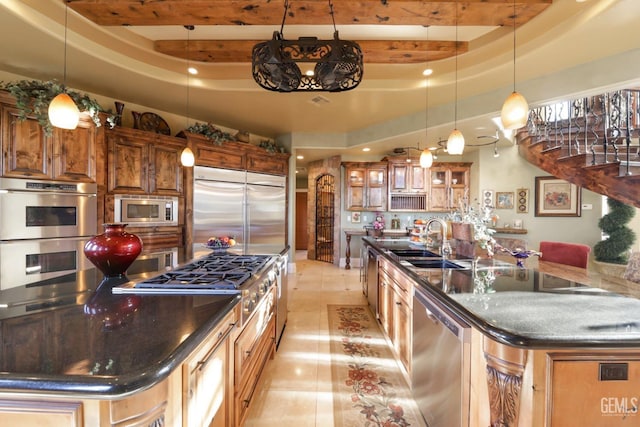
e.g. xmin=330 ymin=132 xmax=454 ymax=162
xmin=315 ymin=174 xmax=335 ymax=263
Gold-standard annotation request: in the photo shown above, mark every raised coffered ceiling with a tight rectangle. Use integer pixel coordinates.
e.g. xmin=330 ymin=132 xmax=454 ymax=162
xmin=68 ymin=0 xmax=551 ymax=64
xmin=2 ymin=0 xmax=639 ymax=173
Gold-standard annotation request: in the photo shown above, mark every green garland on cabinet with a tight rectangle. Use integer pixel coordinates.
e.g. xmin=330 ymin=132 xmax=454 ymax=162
xmin=0 ymin=79 xmax=115 ymax=135
xmin=594 ymin=198 xmax=636 ymax=264
xmin=186 ymin=122 xmax=234 ymax=145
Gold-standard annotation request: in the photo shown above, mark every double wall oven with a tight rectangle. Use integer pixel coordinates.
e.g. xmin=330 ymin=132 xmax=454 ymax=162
xmin=0 ymin=177 xmax=97 ymax=290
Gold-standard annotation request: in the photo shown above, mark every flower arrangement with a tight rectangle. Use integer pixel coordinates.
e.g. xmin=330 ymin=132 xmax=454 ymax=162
xmin=373 ymin=212 xmax=385 ymax=230
xmin=448 ymin=194 xmax=497 ymax=256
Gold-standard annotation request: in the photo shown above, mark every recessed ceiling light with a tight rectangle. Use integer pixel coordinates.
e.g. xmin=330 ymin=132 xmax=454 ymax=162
xmin=296 ymin=155 xmax=304 ymax=159
xmin=423 ymin=68 xmax=433 ymax=76
xmin=362 ymin=147 xmax=371 ymax=152
xmin=188 ymin=67 xmax=198 ymax=75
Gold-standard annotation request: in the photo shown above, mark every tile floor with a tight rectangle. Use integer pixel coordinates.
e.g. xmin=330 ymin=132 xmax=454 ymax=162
xmin=244 ymin=251 xmax=421 ymax=427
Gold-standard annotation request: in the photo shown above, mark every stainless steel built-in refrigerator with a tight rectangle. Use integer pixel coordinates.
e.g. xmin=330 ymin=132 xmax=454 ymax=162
xmin=193 ymin=166 xmax=286 ymax=256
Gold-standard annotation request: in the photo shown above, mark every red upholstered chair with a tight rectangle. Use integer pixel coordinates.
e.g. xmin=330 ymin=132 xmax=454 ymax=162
xmin=538 ymin=241 xmax=591 ymax=269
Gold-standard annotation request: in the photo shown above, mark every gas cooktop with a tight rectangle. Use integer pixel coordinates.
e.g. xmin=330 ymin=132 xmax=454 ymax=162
xmin=115 ymin=253 xmax=271 ymax=294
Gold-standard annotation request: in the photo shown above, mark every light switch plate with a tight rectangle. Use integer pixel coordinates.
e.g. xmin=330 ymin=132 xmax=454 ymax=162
xmin=582 ymin=203 xmax=593 ymax=210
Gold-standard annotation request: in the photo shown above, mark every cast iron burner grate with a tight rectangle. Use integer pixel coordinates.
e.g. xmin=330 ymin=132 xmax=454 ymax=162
xmin=134 ymin=271 xmax=251 ymax=289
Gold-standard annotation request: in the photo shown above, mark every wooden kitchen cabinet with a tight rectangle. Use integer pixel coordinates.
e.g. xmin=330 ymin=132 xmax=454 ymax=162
xmin=343 ymin=162 xmax=388 ymax=211
xmin=388 ymin=158 xmax=426 ymax=193
xmin=387 ymin=156 xmax=429 ymax=211
xmin=378 ymin=257 xmax=412 ymax=375
xmin=106 ymin=127 xmax=185 ymax=196
xmin=234 ymin=287 xmax=276 ymax=427
xmin=183 ymin=308 xmax=237 ymax=427
xmin=0 ymin=92 xmax=97 ymax=183
xmin=182 ymin=132 xmax=290 ymax=177
xmin=428 ymin=162 xmax=471 ymax=212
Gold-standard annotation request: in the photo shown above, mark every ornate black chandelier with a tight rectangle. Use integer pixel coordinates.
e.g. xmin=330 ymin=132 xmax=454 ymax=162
xmin=252 ymin=0 xmax=363 ymax=93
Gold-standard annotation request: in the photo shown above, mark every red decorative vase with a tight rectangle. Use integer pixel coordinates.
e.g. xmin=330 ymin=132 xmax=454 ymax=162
xmin=84 ymin=223 xmax=143 ymax=277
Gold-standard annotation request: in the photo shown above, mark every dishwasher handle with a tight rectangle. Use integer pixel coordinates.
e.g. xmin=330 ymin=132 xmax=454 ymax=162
xmin=415 ymin=288 xmax=468 ymax=340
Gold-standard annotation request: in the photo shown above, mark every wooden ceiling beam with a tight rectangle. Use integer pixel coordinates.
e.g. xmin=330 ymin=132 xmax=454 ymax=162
xmin=154 ymin=39 xmax=468 ymax=63
xmin=68 ymin=0 xmax=552 ymax=27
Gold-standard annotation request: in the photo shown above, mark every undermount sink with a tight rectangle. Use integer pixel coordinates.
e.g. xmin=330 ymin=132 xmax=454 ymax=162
xmin=389 ymin=249 xmax=440 ymax=258
xmin=405 ymin=259 xmax=464 ymax=269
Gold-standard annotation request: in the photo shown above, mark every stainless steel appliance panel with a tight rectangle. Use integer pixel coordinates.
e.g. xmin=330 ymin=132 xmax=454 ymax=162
xmin=0 ymin=237 xmax=93 ymax=290
xmin=193 ymin=167 xmax=286 ymax=256
xmin=412 ymin=287 xmax=471 ymax=427
xmin=275 ymin=250 xmax=288 ymax=348
xmin=114 ymin=195 xmax=178 ymax=226
xmin=193 ymin=174 xmax=245 ymax=256
xmin=365 ymin=247 xmax=379 ymax=313
xmin=0 ymin=178 xmax=97 ymax=240
xmin=247 ymin=180 xmax=285 ymax=254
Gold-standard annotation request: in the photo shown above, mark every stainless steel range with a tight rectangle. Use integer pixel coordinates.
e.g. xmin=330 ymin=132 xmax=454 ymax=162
xmin=113 ymin=253 xmax=276 ymax=326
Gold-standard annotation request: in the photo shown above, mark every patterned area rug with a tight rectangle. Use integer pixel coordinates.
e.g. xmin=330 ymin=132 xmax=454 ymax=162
xmin=328 ymin=305 xmax=426 ymax=427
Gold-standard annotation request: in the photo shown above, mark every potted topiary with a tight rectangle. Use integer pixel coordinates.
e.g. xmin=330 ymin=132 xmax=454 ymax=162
xmin=592 ymin=198 xmax=636 ymax=277
xmin=0 ymin=79 xmax=115 ymax=135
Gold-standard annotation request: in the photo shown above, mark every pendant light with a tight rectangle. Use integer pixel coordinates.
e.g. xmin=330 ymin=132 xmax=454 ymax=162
xmin=181 ymin=25 xmax=195 ymax=167
xmin=420 ymin=28 xmax=434 ymax=169
xmin=447 ymin=0 xmax=465 ymax=155
xmin=48 ymin=2 xmax=80 ymax=130
xmin=500 ymin=0 xmax=529 ymax=130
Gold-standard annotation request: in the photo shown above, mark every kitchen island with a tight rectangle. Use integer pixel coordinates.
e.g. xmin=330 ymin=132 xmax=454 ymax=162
xmin=0 ymin=249 xmax=283 ymax=427
xmin=363 ymin=236 xmax=640 ymax=427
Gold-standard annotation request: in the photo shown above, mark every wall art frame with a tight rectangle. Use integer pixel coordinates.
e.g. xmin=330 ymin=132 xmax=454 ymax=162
xmin=516 ymin=188 xmax=529 ymax=213
xmin=495 ymin=192 xmax=514 ymax=209
xmin=534 ymin=176 xmax=582 ymax=217
xmin=482 ymin=190 xmax=494 ymax=208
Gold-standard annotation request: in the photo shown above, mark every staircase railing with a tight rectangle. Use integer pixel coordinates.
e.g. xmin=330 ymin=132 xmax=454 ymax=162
xmin=525 ymin=89 xmax=640 ymax=176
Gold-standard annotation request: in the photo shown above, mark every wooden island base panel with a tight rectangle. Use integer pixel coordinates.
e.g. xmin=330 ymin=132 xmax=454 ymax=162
xmin=364 ymin=236 xmax=640 ymax=427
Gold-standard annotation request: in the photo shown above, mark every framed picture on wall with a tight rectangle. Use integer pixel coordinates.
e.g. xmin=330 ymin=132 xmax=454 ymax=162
xmin=351 ymin=212 xmax=361 ymax=223
xmin=534 ymin=177 xmax=582 ymax=217
xmin=495 ymin=192 xmax=514 ymax=209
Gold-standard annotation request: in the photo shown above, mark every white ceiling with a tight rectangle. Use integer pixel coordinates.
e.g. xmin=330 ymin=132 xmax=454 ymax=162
xmin=1 ymin=0 xmax=639 ymax=175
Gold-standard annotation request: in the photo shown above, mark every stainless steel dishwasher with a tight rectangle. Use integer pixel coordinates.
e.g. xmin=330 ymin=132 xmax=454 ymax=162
xmin=364 ymin=247 xmax=379 ymax=314
xmin=412 ymin=286 xmax=471 ymax=427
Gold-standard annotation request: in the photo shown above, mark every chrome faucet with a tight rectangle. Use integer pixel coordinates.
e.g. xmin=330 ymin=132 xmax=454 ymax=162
xmin=425 ymin=217 xmax=448 ymax=249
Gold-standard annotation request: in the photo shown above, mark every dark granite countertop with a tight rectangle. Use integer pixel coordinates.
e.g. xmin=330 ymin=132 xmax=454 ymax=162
xmin=0 ymin=253 xmax=248 ymax=398
xmin=364 ymin=236 xmax=640 ymax=349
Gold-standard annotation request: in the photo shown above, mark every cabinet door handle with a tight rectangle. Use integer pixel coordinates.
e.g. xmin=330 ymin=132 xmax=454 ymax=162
xmin=197 ymin=321 xmax=236 ymax=371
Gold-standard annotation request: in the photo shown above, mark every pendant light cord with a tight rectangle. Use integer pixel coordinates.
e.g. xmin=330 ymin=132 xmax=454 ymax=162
xmin=454 ymin=0 xmax=458 ymax=128
xmin=62 ymin=3 xmax=69 ymax=90
xmin=425 ymin=26 xmax=429 ymax=136
xmin=512 ymin=0 xmax=516 ymax=91
xmin=185 ymin=25 xmax=194 ymax=127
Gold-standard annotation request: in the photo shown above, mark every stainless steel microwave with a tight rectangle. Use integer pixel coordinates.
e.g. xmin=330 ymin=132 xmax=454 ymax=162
xmin=114 ymin=195 xmax=178 ymax=226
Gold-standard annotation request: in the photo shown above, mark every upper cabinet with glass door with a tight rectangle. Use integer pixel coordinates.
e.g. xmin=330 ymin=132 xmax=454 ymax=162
xmin=428 ymin=163 xmax=471 ymax=212
xmin=343 ymin=162 xmax=388 ymax=211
